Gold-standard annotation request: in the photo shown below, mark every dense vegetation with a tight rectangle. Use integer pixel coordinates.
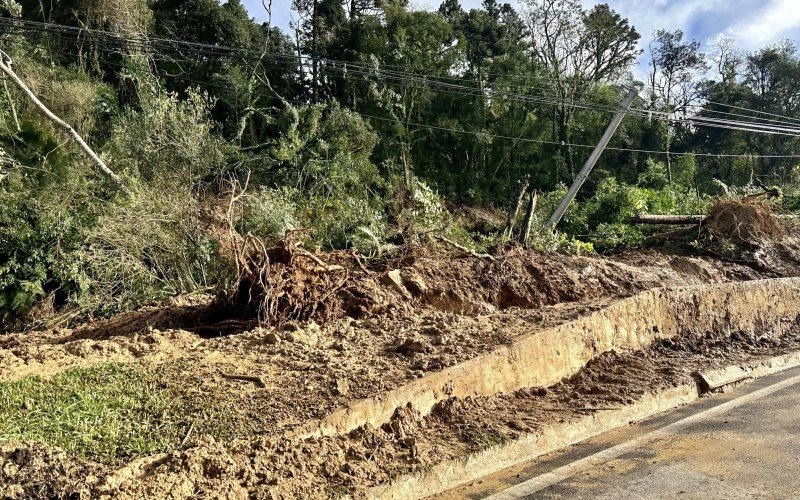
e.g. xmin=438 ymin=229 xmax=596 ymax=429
xmin=0 ymin=0 xmax=798 ymax=327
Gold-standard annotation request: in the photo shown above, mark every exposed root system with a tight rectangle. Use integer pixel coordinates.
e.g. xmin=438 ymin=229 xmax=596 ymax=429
xmin=705 ymin=199 xmax=785 ymax=245
xmin=224 ymin=234 xmax=351 ymax=326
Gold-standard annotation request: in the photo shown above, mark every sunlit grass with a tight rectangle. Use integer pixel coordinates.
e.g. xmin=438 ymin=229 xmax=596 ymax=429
xmin=0 ymin=364 xmax=195 ymax=462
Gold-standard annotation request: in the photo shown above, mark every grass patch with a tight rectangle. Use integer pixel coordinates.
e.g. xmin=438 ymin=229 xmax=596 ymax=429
xmin=0 ymin=363 xmax=227 ymax=462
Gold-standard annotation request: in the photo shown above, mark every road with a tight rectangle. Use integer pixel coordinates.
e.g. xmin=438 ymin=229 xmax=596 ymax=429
xmin=439 ymin=366 xmax=800 ymax=500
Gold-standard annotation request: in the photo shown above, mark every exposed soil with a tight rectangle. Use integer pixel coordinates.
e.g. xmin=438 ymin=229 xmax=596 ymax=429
xmin=0 ymin=238 xmax=799 ymax=499
xmin=4 ymin=320 xmax=800 ymax=499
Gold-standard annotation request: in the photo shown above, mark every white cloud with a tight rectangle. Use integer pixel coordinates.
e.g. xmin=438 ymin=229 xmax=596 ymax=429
xmin=725 ymin=0 xmax=800 ymax=49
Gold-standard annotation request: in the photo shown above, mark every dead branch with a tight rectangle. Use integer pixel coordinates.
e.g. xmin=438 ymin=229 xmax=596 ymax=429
xmin=745 ymin=184 xmax=782 ymax=201
xmin=293 ymin=248 xmax=345 ymax=272
xmin=219 ymin=370 xmax=267 ymax=388
xmin=503 ymin=174 xmax=530 ymax=241
xmin=630 ymin=214 xmax=706 ymax=225
xmin=349 ymin=249 xmax=372 ymax=274
xmin=519 ymin=190 xmax=539 ymax=247
xmin=644 ymin=226 xmax=697 ymax=243
xmin=434 ymin=234 xmax=495 ymax=261
xmin=0 ymin=50 xmax=131 ymax=195
xmin=180 ymin=422 xmax=195 ymax=448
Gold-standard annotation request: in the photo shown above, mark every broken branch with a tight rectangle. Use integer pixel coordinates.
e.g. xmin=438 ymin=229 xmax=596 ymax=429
xmin=629 ymin=214 xmax=706 ymax=225
xmin=219 ymin=370 xmax=268 ymax=388
xmin=519 ymin=190 xmax=539 ymax=247
xmin=0 ymin=50 xmax=131 ymax=195
xmin=434 ymin=234 xmax=495 ymax=261
xmin=503 ymin=174 xmax=530 ymax=241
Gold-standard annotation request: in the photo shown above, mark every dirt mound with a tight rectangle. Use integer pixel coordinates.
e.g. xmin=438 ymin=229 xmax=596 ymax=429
xmin=365 ymin=247 xmax=763 ymax=316
xmin=0 ymin=441 xmax=100 ymax=499
xmin=705 ymin=199 xmax=785 ymax=244
xmin=750 ymin=238 xmax=800 ymax=277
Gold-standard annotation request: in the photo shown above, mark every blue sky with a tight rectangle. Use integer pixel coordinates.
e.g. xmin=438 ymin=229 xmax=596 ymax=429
xmin=242 ymin=0 xmax=800 ymax=60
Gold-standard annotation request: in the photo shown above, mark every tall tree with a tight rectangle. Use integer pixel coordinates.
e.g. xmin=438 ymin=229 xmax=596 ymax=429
xmin=292 ymin=0 xmax=347 ymax=101
xmin=710 ymin=34 xmax=745 ymax=85
xmin=743 ymin=41 xmax=800 ymax=182
xmin=523 ymin=0 xmax=639 ymax=179
xmin=648 ymin=29 xmax=707 ymax=182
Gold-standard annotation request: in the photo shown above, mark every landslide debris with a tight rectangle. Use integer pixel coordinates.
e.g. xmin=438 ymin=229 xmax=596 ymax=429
xmin=705 ymin=198 xmax=786 ymax=245
xmin=1 ymin=219 xmax=799 ymax=499
xmin=4 ymin=321 xmax=800 ymax=499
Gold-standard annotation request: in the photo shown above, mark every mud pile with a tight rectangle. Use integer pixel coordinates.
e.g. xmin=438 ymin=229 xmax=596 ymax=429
xmin=1 ymin=234 xmax=800 ymax=499
xmin=5 ymin=319 xmax=800 ymax=499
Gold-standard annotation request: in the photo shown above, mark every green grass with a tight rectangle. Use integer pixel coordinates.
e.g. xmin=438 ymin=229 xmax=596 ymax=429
xmin=0 ymin=364 xmax=193 ymax=462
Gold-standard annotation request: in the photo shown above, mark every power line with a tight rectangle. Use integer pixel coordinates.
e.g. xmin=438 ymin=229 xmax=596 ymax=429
xmin=7 ymin=17 xmax=800 ymax=136
xmin=4 ymin=22 xmax=800 ymax=159
xmin=704 ymin=99 xmax=800 ymax=124
xmin=2 ymin=19 xmax=635 ymax=117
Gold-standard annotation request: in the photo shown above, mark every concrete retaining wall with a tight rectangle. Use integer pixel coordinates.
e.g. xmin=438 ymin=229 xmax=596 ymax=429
xmin=293 ymin=278 xmax=800 ymax=440
xmin=368 ymin=350 xmax=800 ymax=499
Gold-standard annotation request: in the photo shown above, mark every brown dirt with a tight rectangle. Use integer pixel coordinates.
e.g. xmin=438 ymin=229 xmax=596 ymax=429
xmin=4 ymin=320 xmax=800 ymax=499
xmin=0 ymin=238 xmax=799 ymax=499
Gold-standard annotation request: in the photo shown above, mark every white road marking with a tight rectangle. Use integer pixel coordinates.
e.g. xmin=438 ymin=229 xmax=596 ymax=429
xmin=486 ymin=371 xmax=800 ymax=499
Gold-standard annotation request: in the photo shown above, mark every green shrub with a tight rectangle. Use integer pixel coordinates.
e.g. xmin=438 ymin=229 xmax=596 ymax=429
xmin=0 ymin=122 xmax=97 ymax=326
xmin=561 ymin=177 xmax=710 ymax=249
xmin=104 ymin=89 xmax=229 ymax=183
xmin=79 ymin=186 xmax=224 ymax=316
xmin=237 ymin=186 xmax=298 ymax=243
xmin=255 ymin=103 xmax=389 ymax=251
xmin=0 ymin=79 xmax=232 ymax=327
xmin=398 ymin=179 xmax=449 ymax=234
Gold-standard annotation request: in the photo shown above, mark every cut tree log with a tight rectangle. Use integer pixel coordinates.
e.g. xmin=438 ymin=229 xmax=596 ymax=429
xmin=0 ymin=50 xmax=131 ymax=195
xmin=629 ymin=214 xmax=706 ymax=225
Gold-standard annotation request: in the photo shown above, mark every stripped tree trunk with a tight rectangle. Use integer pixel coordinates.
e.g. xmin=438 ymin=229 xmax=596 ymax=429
xmin=519 ymin=190 xmax=538 ymax=247
xmin=0 ymin=51 xmax=130 ymax=195
xmin=629 ymin=214 xmax=705 ymax=225
xmin=503 ymin=174 xmax=530 ymax=241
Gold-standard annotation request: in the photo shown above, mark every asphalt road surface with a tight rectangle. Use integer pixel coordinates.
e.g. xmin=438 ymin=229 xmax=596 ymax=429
xmin=440 ymin=365 xmax=800 ymax=500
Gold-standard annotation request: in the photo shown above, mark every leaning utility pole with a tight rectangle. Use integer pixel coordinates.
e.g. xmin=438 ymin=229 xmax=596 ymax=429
xmin=546 ymin=87 xmax=638 ymax=229
xmin=0 ymin=50 xmax=131 ymax=195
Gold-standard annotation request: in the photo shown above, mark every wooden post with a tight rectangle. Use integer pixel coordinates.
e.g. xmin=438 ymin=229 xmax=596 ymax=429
xmin=519 ymin=190 xmax=538 ymax=247
xmin=546 ymin=87 xmax=637 ymax=229
xmin=0 ymin=51 xmax=131 ymax=195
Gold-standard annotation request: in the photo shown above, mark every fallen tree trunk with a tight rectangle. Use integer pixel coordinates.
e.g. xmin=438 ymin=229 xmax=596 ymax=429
xmin=630 ymin=214 xmax=706 ymax=225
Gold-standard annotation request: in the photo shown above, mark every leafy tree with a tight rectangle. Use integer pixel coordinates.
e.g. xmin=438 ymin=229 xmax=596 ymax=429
xmin=523 ymin=0 xmax=640 ymax=179
xmin=648 ymin=29 xmax=707 ymax=182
